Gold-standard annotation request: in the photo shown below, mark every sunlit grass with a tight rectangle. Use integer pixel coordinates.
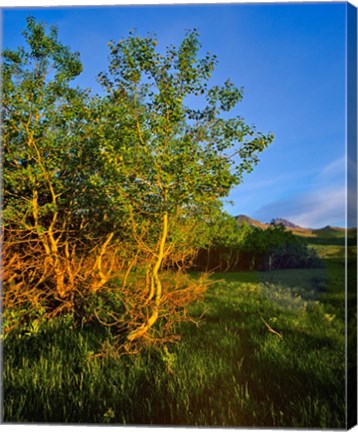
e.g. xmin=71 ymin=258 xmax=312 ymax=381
xmin=3 ymin=260 xmax=346 ymax=427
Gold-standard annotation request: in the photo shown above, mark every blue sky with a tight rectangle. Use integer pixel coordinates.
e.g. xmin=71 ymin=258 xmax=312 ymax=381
xmin=2 ymin=3 xmax=349 ymax=228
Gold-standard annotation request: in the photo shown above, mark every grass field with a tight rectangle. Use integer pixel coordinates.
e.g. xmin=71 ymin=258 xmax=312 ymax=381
xmin=2 ymin=241 xmax=351 ymax=427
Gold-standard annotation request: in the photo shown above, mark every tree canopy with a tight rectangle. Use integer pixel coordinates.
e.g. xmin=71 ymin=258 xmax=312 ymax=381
xmin=2 ymin=18 xmax=273 ymax=349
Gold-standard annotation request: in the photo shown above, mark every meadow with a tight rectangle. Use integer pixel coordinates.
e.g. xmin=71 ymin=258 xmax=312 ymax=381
xmin=3 ymin=238 xmax=350 ymax=427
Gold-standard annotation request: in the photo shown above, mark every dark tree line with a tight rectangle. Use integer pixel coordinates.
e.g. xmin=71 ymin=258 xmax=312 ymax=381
xmin=194 ymin=219 xmax=322 ymax=272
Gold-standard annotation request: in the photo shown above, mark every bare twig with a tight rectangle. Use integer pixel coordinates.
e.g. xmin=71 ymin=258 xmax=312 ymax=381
xmin=261 ymin=317 xmax=283 ymax=339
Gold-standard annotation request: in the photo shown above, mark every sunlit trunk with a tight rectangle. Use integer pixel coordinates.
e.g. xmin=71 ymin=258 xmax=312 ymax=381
xmin=127 ymin=212 xmax=168 ymax=342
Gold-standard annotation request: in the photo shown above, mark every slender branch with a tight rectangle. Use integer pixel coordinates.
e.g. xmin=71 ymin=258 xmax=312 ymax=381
xmin=261 ymin=317 xmax=283 ymax=339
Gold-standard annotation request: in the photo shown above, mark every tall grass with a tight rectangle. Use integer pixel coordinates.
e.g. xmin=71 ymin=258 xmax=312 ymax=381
xmin=3 ymin=261 xmax=346 ymax=427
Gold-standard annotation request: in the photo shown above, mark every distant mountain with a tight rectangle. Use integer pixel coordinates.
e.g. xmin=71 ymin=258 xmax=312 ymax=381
xmin=270 ymin=218 xmax=302 ymax=229
xmin=236 ymin=215 xmax=302 ymax=231
xmin=236 ymin=215 xmax=268 ymax=229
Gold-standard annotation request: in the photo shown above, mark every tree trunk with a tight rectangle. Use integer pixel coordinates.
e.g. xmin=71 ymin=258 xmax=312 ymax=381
xmin=233 ymin=251 xmax=240 ymax=270
xmin=127 ymin=212 xmax=168 ymax=342
xmin=206 ymin=246 xmax=211 ymax=271
xmin=225 ymin=249 xmax=233 ymax=272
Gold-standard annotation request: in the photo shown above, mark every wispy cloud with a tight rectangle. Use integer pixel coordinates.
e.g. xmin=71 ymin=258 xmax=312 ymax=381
xmin=253 ymin=185 xmax=345 ymax=228
xmin=237 ymin=168 xmax=316 ymax=193
xmin=317 ymin=156 xmax=345 ymax=179
xmin=252 ymin=157 xmax=346 ymax=228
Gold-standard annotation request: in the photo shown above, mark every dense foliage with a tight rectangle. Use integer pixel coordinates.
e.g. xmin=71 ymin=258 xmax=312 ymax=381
xmin=2 ymin=18 xmax=273 ymax=349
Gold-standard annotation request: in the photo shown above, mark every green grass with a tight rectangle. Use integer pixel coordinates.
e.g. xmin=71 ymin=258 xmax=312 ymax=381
xmin=3 ymin=254 xmax=347 ymax=427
